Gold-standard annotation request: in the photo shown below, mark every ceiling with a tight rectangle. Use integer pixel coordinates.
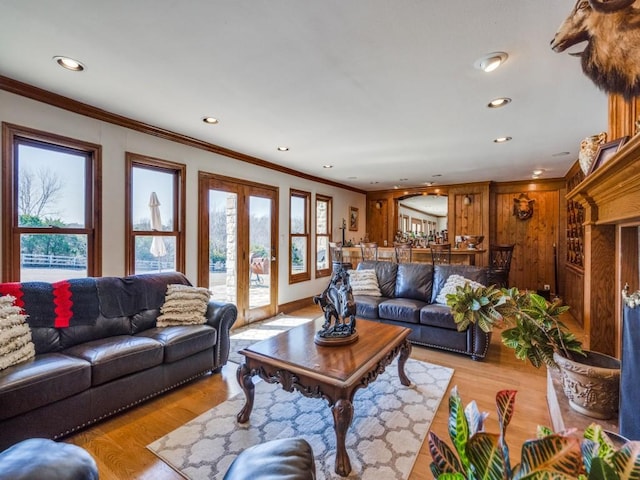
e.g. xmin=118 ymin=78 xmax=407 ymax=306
xmin=0 ymin=1 xmax=608 ymax=192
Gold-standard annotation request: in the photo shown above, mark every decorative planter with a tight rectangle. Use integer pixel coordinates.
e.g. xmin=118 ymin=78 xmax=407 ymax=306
xmin=553 ymin=350 xmax=620 ymax=419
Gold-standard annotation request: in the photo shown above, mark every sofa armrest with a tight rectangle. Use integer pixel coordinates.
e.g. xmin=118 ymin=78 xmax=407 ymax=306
xmin=206 ymin=301 xmax=238 ymax=369
xmin=468 ymin=322 xmax=492 ymax=361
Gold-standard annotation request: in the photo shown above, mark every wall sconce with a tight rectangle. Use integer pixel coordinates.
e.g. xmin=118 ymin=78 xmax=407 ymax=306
xmin=463 ymin=195 xmax=472 ymax=206
xmin=375 ymin=201 xmax=383 ymax=210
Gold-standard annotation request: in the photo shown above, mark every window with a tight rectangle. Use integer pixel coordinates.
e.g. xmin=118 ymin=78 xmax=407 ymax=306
xmin=315 ymin=194 xmax=332 ymax=278
xmin=125 ymin=153 xmax=185 ymax=275
xmin=2 ymin=123 xmax=102 ymax=281
xmin=289 ymin=189 xmax=310 ymax=283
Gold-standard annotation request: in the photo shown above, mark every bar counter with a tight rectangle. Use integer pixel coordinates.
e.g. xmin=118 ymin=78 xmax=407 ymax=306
xmin=341 ymin=246 xmax=486 ymax=266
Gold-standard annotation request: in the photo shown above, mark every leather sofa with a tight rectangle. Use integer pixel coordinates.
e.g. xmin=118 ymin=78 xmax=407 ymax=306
xmin=353 ymin=261 xmax=491 ymax=360
xmin=0 ymin=272 xmax=237 ymax=451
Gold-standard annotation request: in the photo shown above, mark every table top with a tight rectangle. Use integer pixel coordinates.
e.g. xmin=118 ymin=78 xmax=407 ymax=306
xmin=240 ymin=317 xmax=410 ymax=386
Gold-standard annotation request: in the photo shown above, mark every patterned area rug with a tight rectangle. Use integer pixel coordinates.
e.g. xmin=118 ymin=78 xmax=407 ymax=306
xmin=147 ymin=357 xmax=453 ymax=479
xmin=226 ymin=314 xmax=314 ymax=365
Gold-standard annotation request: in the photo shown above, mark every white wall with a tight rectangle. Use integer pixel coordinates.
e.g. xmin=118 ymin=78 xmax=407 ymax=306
xmin=0 ymin=91 xmax=366 ymax=304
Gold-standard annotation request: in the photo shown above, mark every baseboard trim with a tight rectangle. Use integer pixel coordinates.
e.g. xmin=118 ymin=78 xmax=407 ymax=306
xmin=278 ymin=297 xmax=314 ymax=314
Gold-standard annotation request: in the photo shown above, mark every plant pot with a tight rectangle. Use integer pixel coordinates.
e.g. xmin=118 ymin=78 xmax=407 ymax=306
xmin=553 ymin=350 xmax=620 ymax=419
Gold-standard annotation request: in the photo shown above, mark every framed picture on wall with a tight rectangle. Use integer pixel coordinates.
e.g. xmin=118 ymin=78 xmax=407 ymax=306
xmin=588 ymin=136 xmax=629 ymax=175
xmin=349 ymin=206 xmax=358 ymax=231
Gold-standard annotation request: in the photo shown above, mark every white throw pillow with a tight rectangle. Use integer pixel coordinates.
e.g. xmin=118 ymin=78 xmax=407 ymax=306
xmin=157 ymin=284 xmax=211 ymax=327
xmin=0 ymin=295 xmax=36 ymax=371
xmin=435 ymin=274 xmax=485 ymax=305
xmin=348 ymin=269 xmax=382 ymax=297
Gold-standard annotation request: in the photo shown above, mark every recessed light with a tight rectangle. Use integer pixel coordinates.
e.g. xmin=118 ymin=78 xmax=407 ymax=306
xmin=323 ymin=165 xmax=333 ymax=169
xmin=532 ymin=175 xmax=540 ymax=179
xmin=552 ymin=151 xmax=571 ymax=157
xmin=493 ymin=136 xmax=512 ymax=143
xmin=533 ymin=169 xmax=544 ymax=175
xmin=432 ymin=174 xmax=442 ymax=178
xmin=347 ymin=176 xmax=357 ymax=180
xmin=399 ymin=178 xmax=408 ymax=181
xmin=277 ymin=146 xmax=289 ymax=152
xmin=487 ymin=97 xmax=512 ymax=108
xmin=474 ymin=52 xmax=508 ymax=73
xmin=202 ymin=117 xmax=219 ymax=124
xmin=370 ymin=181 xmax=379 ymax=184
xmin=53 ymin=56 xmax=85 ymax=71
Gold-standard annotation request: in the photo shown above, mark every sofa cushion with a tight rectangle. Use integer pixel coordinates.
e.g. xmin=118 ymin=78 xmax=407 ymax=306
xmin=431 ymin=265 xmax=488 ymax=304
xmin=419 ymin=304 xmax=459 ymax=330
xmin=358 ymin=261 xmax=397 ymax=298
xmin=157 ymin=284 xmax=211 ymax=327
xmin=63 ymin=336 xmax=163 ymax=386
xmin=354 ymin=295 xmax=387 ymax=319
xmin=434 ymin=274 xmax=485 ymax=305
xmin=395 ymin=263 xmax=433 ymax=301
xmin=58 ymin=315 xmax=132 ymax=350
xmin=378 ymin=298 xmax=427 ymax=324
xmin=0 ymin=295 xmax=36 ymax=371
xmin=136 ymin=325 xmax=216 ymax=363
xmin=0 ymin=353 xmax=91 ymax=420
xmin=348 ymin=269 xmax=381 ymax=296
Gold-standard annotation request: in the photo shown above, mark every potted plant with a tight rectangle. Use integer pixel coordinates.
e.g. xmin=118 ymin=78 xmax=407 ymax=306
xmin=428 ymin=387 xmax=640 ymax=479
xmin=446 ymin=285 xmax=620 ymax=419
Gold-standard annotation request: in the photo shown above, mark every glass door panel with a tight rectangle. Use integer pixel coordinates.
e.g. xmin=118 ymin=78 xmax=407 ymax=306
xmin=249 ymin=195 xmax=272 ymax=309
xmin=208 ymin=189 xmax=238 ymax=305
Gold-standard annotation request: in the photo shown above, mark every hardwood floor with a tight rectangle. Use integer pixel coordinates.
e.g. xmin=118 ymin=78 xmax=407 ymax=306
xmin=66 ymin=305 xmax=585 ymax=479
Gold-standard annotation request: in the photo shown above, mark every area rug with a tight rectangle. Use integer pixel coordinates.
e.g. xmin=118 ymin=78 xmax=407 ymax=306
xmin=147 ymin=357 xmax=453 ymax=479
xmin=227 ymin=313 xmax=314 ymax=364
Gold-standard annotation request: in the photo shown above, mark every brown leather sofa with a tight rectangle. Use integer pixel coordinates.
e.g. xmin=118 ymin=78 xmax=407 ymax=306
xmin=353 ymin=261 xmax=491 ymax=360
xmin=0 ymin=272 xmax=237 ymax=451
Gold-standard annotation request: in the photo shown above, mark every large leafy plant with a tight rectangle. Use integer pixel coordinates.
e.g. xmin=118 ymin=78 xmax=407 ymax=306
xmin=428 ymin=387 xmax=640 ymax=479
xmin=447 ymin=286 xmax=583 ymax=368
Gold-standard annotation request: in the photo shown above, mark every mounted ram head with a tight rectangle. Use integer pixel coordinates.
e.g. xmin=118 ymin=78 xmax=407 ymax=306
xmin=551 ymin=0 xmax=640 ymax=100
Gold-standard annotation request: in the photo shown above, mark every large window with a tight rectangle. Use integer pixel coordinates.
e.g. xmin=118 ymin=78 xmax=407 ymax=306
xmin=125 ymin=153 xmax=185 ymax=275
xmin=2 ymin=123 xmax=102 ymax=281
xmin=315 ymin=194 xmax=332 ymax=278
xmin=289 ymin=189 xmax=310 ymax=283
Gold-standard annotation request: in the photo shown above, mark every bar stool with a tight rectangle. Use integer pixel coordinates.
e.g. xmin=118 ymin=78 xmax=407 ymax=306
xmin=487 ymin=243 xmax=515 ymax=288
xmin=360 ymin=242 xmax=378 ymax=261
xmin=329 ymin=241 xmax=352 ymax=272
xmin=430 ymin=243 xmax=451 ymax=265
xmin=394 ymin=243 xmax=412 ymax=263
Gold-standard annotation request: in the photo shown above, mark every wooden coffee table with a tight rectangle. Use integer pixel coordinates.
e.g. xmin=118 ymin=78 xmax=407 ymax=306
xmin=236 ymin=317 xmax=412 ymax=477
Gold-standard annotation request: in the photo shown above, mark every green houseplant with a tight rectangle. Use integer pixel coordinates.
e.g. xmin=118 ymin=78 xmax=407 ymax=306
xmin=447 ymin=285 xmax=583 ymax=368
xmin=428 ymin=387 xmax=640 ymax=479
xmin=446 ymin=285 xmax=620 ymax=419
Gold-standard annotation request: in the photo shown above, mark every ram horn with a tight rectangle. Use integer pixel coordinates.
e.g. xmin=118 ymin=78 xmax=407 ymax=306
xmin=588 ymin=0 xmax=635 ymax=13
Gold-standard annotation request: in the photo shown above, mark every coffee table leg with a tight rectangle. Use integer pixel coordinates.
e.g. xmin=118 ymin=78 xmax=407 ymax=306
xmin=398 ymin=340 xmax=412 ymax=386
xmin=236 ymin=363 xmax=254 ymax=423
xmin=332 ymin=398 xmax=354 ymax=477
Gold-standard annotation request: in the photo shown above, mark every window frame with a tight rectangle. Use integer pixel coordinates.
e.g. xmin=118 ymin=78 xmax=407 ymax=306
xmin=315 ymin=194 xmax=332 ymax=278
xmin=125 ymin=152 xmax=186 ymax=275
xmin=1 ymin=122 xmax=102 ymax=281
xmin=289 ymin=188 xmax=311 ymax=283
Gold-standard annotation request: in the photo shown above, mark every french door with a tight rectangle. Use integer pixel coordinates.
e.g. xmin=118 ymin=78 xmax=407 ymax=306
xmin=198 ymin=173 xmax=278 ymax=327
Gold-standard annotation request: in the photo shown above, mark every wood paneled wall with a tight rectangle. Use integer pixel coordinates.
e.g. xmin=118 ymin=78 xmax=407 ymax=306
xmin=492 ymin=181 xmax=564 ymax=292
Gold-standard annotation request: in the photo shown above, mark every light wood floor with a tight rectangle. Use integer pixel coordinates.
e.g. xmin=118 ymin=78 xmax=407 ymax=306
xmin=66 ymin=305 xmax=585 ymax=479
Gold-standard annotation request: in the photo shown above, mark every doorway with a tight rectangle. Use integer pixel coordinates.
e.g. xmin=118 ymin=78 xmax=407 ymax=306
xmin=198 ymin=172 xmax=278 ymax=327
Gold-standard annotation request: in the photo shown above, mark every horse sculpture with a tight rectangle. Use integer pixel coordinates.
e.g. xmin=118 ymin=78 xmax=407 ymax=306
xmin=313 ymin=268 xmax=358 ymax=345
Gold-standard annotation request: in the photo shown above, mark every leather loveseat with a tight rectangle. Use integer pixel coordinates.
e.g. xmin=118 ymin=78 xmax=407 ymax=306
xmin=0 ymin=272 xmax=237 ymax=451
xmin=353 ymin=261 xmax=491 ymax=360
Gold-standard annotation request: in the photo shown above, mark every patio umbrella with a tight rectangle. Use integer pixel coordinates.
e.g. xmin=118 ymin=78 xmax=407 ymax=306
xmin=149 ymin=192 xmax=167 ymax=260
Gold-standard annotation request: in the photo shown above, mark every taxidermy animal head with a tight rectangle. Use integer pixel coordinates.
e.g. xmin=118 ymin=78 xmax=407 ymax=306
xmin=551 ymin=0 xmax=640 ymax=100
xmin=513 ymin=194 xmax=535 ymax=221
